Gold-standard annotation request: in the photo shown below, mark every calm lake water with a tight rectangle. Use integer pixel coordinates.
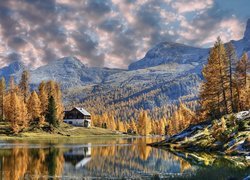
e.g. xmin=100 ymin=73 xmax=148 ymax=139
xmin=0 ymin=137 xmax=249 ymax=179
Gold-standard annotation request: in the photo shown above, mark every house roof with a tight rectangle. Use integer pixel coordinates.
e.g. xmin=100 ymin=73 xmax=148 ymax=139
xmin=74 ymin=107 xmax=91 ymax=116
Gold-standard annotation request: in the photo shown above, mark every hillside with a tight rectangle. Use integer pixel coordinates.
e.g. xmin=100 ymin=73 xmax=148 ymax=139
xmin=0 ymin=20 xmax=249 ymax=120
xmin=150 ymin=111 xmax=250 ymax=155
xmin=0 ymin=121 xmax=120 ymax=140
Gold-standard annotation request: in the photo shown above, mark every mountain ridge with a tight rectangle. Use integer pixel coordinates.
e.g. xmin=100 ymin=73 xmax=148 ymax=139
xmin=0 ymin=19 xmax=249 ymax=113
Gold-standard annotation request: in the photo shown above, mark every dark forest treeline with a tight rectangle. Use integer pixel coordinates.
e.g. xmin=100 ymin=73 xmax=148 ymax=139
xmin=0 ymin=71 xmax=64 ymax=133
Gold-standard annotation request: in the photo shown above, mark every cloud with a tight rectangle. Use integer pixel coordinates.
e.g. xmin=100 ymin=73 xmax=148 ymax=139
xmin=177 ymin=3 xmax=245 ymax=47
xmin=172 ymin=0 xmax=214 ymax=13
xmin=0 ymin=0 xmax=248 ymax=69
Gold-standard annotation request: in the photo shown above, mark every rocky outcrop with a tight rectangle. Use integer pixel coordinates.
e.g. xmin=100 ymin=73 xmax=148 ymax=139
xmin=150 ymin=111 xmax=250 ymax=156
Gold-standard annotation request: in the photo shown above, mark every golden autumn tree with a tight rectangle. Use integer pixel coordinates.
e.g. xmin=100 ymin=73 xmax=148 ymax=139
xmin=27 ymin=91 xmax=43 ymax=125
xmin=123 ymin=121 xmax=129 ymax=133
xmin=38 ymin=81 xmax=48 ymax=116
xmin=200 ymin=37 xmax=231 ymax=119
xmin=19 ymin=98 xmax=29 ymax=128
xmin=54 ymin=82 xmax=64 ymax=121
xmin=235 ymin=52 xmax=250 ymax=111
xmin=0 ymin=77 xmax=6 ymax=121
xmin=157 ymin=119 xmax=165 ymax=135
xmin=9 ymin=76 xmax=17 ymax=92
xmin=130 ymin=118 xmax=137 ymax=134
xmin=137 ymin=110 xmax=151 ymax=136
xmin=9 ymin=92 xmax=22 ymax=133
xmin=225 ymin=42 xmax=238 ymax=112
xmin=117 ymin=120 xmax=125 ymax=132
xmin=109 ymin=115 xmax=116 ymax=131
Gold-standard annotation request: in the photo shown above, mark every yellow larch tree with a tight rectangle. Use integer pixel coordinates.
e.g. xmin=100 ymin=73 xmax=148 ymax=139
xmin=27 ymin=91 xmax=42 ymax=125
xmin=38 ymin=81 xmax=48 ymax=116
xmin=235 ymin=52 xmax=250 ymax=111
xmin=130 ymin=118 xmax=137 ymax=134
xmin=9 ymin=92 xmax=22 ymax=133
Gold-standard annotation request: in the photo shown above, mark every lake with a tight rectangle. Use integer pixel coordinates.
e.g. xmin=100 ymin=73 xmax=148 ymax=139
xmin=0 ymin=137 xmax=249 ymax=179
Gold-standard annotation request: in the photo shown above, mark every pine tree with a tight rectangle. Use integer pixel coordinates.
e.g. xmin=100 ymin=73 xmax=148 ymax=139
xmin=137 ymin=110 xmax=144 ymax=135
xmin=19 ymin=99 xmax=29 ymax=128
xmin=38 ymin=81 xmax=48 ymax=116
xmin=137 ymin=110 xmax=151 ymax=136
xmin=46 ymin=96 xmax=58 ymax=127
xmin=200 ymin=37 xmax=231 ymax=118
xmin=235 ymin=52 xmax=249 ymax=110
xmin=54 ymin=83 xmax=64 ymax=121
xmin=27 ymin=91 xmax=42 ymax=124
xmin=45 ymin=81 xmax=64 ymax=122
xmin=225 ymin=42 xmax=238 ymax=112
xmin=158 ymin=119 xmax=165 ymax=135
xmin=0 ymin=77 xmax=6 ymax=121
xmin=19 ymin=70 xmax=30 ymax=103
xmin=9 ymin=76 xmax=16 ymax=93
xmin=117 ymin=120 xmax=125 ymax=132
xmin=9 ymin=92 xmax=21 ymax=133
xmin=109 ymin=115 xmax=116 ymax=131
xmin=129 ymin=118 xmax=137 ymax=134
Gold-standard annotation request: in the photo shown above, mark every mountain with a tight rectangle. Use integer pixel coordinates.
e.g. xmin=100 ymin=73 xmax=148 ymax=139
xmin=231 ymin=19 xmax=250 ymax=57
xmin=0 ymin=60 xmax=26 ymax=82
xmin=1 ymin=19 xmax=249 ymax=118
xmin=128 ymin=42 xmax=209 ymax=71
xmin=29 ymin=56 xmax=123 ymax=89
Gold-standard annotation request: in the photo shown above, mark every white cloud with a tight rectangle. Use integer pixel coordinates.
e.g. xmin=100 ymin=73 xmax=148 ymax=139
xmin=172 ymin=0 xmax=214 ymax=13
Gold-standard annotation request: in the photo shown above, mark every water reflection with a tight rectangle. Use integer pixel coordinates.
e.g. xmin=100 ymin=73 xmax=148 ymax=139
xmin=0 ymin=145 xmax=65 ymax=179
xmin=0 ymin=138 xmax=247 ymax=179
xmin=64 ymin=144 xmax=91 ymax=169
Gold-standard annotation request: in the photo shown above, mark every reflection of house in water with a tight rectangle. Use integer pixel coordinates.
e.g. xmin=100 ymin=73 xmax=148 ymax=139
xmin=64 ymin=144 xmax=91 ymax=169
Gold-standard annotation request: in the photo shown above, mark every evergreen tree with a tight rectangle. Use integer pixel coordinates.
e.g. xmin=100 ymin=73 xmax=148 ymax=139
xmin=0 ymin=77 xmax=6 ymax=121
xmin=45 ymin=81 xmax=64 ymax=122
xmin=19 ymin=70 xmax=30 ymax=103
xmin=46 ymin=96 xmax=58 ymax=127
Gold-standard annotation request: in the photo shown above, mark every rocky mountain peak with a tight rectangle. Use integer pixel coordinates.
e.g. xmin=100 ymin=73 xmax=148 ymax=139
xmin=56 ymin=56 xmax=86 ymax=68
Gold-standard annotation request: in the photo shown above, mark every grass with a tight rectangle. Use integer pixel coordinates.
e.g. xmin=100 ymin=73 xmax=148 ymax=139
xmin=0 ymin=122 xmax=128 ymax=141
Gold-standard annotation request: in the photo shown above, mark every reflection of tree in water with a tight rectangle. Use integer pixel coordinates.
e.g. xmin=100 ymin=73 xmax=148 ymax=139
xmin=0 ymin=145 xmax=64 ymax=179
xmin=82 ymin=138 xmax=190 ymax=178
xmin=166 ymin=150 xmax=250 ymax=180
xmin=0 ymin=139 xmax=195 ymax=179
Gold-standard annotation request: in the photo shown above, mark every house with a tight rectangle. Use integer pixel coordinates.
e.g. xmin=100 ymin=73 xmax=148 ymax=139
xmin=64 ymin=107 xmax=91 ymax=127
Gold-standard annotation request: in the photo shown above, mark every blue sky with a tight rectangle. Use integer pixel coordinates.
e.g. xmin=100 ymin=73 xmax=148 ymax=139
xmin=0 ymin=0 xmax=249 ymax=68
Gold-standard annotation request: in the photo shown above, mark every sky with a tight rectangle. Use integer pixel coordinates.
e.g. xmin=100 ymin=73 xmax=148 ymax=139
xmin=0 ymin=0 xmax=250 ymax=69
